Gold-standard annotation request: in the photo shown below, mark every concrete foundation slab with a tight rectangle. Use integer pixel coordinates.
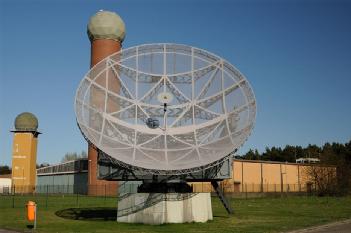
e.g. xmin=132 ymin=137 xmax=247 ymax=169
xmin=117 ymin=193 xmax=212 ymax=224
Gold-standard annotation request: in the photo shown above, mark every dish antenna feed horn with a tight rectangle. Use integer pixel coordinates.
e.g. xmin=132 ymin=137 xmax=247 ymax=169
xmin=146 ymin=92 xmax=173 ymax=130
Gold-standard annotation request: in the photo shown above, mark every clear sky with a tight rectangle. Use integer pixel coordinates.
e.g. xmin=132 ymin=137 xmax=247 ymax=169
xmin=1 ymin=0 xmax=350 ymax=166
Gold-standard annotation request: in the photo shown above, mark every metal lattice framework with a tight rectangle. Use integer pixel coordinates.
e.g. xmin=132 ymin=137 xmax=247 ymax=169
xmin=75 ymin=43 xmax=256 ymax=175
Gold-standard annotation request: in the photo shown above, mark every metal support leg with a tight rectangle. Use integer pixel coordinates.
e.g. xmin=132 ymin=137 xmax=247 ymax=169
xmin=211 ymin=181 xmax=233 ymax=214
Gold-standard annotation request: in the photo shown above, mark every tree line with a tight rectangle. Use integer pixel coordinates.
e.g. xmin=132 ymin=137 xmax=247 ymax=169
xmin=61 ymin=151 xmax=87 ymax=163
xmin=239 ymin=141 xmax=351 ymax=164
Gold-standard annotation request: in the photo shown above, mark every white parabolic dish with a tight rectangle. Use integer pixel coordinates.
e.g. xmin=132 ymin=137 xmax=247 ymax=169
xmin=75 ymin=44 xmax=256 ymax=174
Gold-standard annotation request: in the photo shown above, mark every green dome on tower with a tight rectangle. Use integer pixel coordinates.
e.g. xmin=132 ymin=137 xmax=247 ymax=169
xmin=87 ymin=10 xmax=126 ymax=42
xmin=14 ymin=112 xmax=38 ymax=131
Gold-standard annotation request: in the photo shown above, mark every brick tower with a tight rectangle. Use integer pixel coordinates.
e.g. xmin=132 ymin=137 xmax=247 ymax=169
xmin=86 ymin=10 xmax=125 ymax=195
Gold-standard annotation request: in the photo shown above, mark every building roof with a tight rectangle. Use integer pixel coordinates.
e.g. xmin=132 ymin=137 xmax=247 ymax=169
xmin=233 ymin=158 xmax=314 ymax=166
xmin=296 ymin=158 xmax=320 ymax=163
xmin=0 ymin=174 xmax=11 ymax=178
xmin=37 ymin=159 xmax=88 ymax=176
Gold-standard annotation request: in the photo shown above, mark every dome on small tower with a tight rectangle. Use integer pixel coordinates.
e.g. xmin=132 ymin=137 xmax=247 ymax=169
xmin=14 ymin=112 xmax=38 ymax=131
xmin=87 ymin=10 xmax=126 ymax=42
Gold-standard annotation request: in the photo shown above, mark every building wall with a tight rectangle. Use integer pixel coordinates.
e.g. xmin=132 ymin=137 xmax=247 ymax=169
xmin=11 ymin=132 xmax=38 ymax=193
xmin=230 ymin=160 xmax=311 ymax=192
xmin=0 ymin=178 xmax=12 ymax=194
xmin=35 ymin=159 xmax=118 ymax=196
xmin=36 ymin=173 xmax=88 ymax=194
xmin=194 ymin=160 xmax=314 ymax=193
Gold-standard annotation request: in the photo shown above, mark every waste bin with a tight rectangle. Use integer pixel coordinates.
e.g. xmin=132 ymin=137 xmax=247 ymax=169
xmin=26 ymin=201 xmax=36 ymax=221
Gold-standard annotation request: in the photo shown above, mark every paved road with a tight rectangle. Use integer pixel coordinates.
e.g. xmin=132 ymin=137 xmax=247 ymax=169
xmin=287 ymin=219 xmax=351 ymax=233
xmin=0 ymin=230 xmax=30 ymax=233
xmin=0 ymin=230 xmax=18 ymax=233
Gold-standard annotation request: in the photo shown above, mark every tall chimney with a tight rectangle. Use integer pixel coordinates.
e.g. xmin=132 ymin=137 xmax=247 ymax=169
xmin=87 ymin=10 xmax=125 ymax=196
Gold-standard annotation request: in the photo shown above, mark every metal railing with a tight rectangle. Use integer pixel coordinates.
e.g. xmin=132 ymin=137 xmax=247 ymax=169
xmin=0 ymin=183 xmax=317 ymax=210
xmin=0 ymin=183 xmax=316 ymax=195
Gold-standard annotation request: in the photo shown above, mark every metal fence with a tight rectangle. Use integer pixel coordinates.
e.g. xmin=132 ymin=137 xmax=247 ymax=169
xmin=0 ymin=183 xmax=317 ymax=209
xmin=0 ymin=185 xmax=117 ymax=196
xmin=0 ymin=183 xmax=315 ymax=195
xmin=0 ymin=192 xmax=118 ymax=209
xmin=191 ymin=183 xmax=314 ymax=193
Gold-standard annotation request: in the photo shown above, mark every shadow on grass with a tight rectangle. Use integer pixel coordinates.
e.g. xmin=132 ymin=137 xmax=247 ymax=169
xmin=213 ymin=214 xmax=232 ymax=218
xmin=55 ymin=207 xmax=117 ymax=221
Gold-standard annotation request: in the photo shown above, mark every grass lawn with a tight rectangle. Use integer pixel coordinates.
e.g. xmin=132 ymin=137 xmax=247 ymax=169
xmin=0 ymin=195 xmax=351 ymax=233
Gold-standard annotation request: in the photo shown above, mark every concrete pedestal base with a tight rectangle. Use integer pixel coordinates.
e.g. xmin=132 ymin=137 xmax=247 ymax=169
xmin=117 ymin=193 xmax=212 ymax=224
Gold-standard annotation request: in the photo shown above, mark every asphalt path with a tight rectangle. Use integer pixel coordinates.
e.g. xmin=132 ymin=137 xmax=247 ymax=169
xmin=0 ymin=230 xmax=18 ymax=233
xmin=286 ymin=219 xmax=351 ymax=233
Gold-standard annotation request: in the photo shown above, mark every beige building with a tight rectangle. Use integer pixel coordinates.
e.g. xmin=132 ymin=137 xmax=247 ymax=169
xmin=192 ymin=159 xmax=315 ymax=193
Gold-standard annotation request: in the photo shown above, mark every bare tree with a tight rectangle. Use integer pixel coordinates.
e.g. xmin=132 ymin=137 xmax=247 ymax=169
xmin=305 ymin=165 xmax=337 ymax=196
xmin=61 ymin=151 xmax=87 ymax=162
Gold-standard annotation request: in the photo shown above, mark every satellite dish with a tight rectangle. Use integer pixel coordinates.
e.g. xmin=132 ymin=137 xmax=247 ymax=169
xmin=75 ymin=43 xmax=256 ymax=174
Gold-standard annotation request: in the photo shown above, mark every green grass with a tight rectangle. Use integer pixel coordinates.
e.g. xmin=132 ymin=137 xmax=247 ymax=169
xmin=1 ymin=195 xmax=351 ymax=233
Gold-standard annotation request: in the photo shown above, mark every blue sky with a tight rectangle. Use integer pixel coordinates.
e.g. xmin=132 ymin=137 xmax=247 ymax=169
xmin=1 ymin=0 xmax=350 ymax=166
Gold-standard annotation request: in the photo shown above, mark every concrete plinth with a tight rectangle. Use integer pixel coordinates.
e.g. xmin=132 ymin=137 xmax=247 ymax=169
xmin=117 ymin=193 xmax=212 ymax=224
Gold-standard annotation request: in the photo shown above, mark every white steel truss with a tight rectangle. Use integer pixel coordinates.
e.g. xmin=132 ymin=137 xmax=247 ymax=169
xmin=75 ymin=43 xmax=256 ymax=174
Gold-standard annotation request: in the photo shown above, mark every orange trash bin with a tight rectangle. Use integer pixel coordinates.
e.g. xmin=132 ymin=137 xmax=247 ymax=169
xmin=26 ymin=201 xmax=36 ymax=221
